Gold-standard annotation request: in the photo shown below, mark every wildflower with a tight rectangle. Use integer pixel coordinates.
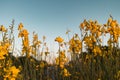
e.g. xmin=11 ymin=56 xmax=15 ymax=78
xmin=23 ymin=37 xmax=29 ymax=48
xmin=0 ymin=44 xmax=9 ymax=59
xmin=55 ymin=58 xmax=59 ymax=65
xmin=18 ymin=29 xmax=29 ymax=38
xmin=110 ymin=20 xmax=117 ymax=28
xmin=22 ymin=29 xmax=29 ymax=37
xmin=55 ymin=36 xmax=64 ymax=43
xmin=63 ymin=68 xmax=71 ymax=77
xmin=60 ymin=63 xmax=64 ymax=69
xmin=69 ymin=36 xmax=82 ymax=53
xmin=108 ymin=17 xmax=112 ymax=24
xmin=18 ymin=23 xmax=23 ymax=30
xmin=4 ymin=66 xmax=20 ymax=80
xmin=40 ymin=62 xmax=45 ymax=68
xmin=80 ymin=22 xmax=85 ymax=29
xmin=10 ymin=66 xmax=20 ymax=77
xmin=93 ymin=46 xmax=102 ymax=56
xmin=0 ymin=25 xmax=6 ymax=32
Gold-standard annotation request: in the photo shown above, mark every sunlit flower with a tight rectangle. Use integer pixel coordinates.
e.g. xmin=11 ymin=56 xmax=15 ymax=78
xmin=18 ymin=23 xmax=23 ymax=30
xmin=0 ymin=43 xmax=10 ymax=59
xmin=69 ymin=36 xmax=82 ymax=53
xmin=80 ymin=22 xmax=85 ymax=29
xmin=55 ymin=36 xmax=64 ymax=43
xmin=18 ymin=29 xmax=29 ymax=38
xmin=0 ymin=25 xmax=6 ymax=32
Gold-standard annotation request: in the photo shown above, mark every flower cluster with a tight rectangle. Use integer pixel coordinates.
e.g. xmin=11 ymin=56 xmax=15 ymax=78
xmin=56 ymin=51 xmax=68 ymax=68
xmin=4 ymin=66 xmax=20 ymax=80
xmin=69 ymin=34 xmax=82 ymax=54
xmin=31 ymin=32 xmax=41 ymax=56
xmin=18 ymin=23 xmax=30 ymax=56
xmin=107 ymin=18 xmax=120 ymax=43
xmin=0 ymin=43 xmax=10 ymax=59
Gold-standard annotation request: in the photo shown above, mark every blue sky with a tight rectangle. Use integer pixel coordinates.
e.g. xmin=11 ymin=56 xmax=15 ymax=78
xmin=0 ymin=0 xmax=120 ymax=52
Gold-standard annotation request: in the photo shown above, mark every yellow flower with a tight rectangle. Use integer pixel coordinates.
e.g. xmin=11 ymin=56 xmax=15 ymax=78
xmin=18 ymin=23 xmax=23 ymax=30
xmin=10 ymin=78 xmax=16 ymax=80
xmin=23 ymin=37 xmax=29 ymax=47
xmin=108 ymin=17 xmax=112 ymax=22
xmin=63 ymin=68 xmax=71 ymax=77
xmin=40 ymin=62 xmax=45 ymax=68
xmin=60 ymin=64 xmax=64 ymax=68
xmin=110 ymin=20 xmax=117 ymax=28
xmin=69 ymin=36 xmax=82 ymax=53
xmin=0 ymin=45 xmax=9 ymax=59
xmin=4 ymin=43 xmax=10 ymax=49
xmin=55 ymin=36 xmax=64 ymax=43
xmin=22 ymin=29 xmax=29 ymax=37
xmin=96 ymin=31 xmax=101 ymax=37
xmin=55 ymin=58 xmax=59 ymax=65
xmin=0 ymin=25 xmax=6 ymax=32
xmin=93 ymin=48 xmax=96 ymax=53
xmin=64 ymin=68 xmax=68 ymax=73
xmin=4 ymin=66 xmax=20 ymax=80
xmin=10 ymin=66 xmax=20 ymax=77
xmin=18 ymin=29 xmax=29 ymax=38
xmin=93 ymin=46 xmax=102 ymax=56
xmin=80 ymin=22 xmax=85 ymax=29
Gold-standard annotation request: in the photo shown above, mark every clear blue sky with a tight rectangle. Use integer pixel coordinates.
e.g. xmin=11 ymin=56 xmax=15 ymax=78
xmin=0 ymin=0 xmax=120 ymax=52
